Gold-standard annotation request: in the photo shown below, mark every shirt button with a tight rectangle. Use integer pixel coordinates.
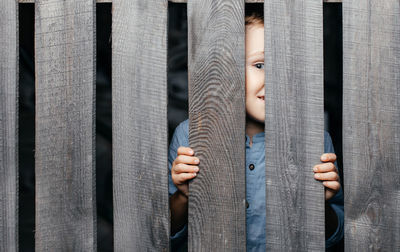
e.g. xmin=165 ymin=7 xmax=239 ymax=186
xmin=249 ymin=164 xmax=255 ymax=170
xmin=246 ymin=201 xmax=249 ymax=209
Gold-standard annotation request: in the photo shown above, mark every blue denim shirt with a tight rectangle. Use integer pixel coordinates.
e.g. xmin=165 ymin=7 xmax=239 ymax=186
xmin=169 ymin=119 xmax=344 ymax=251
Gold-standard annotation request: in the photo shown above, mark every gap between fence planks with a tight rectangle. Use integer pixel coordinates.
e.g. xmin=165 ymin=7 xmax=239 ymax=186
xmin=18 ymin=0 xmax=343 ymax=3
xmin=0 ymin=0 xmax=18 ymax=251
xmin=343 ymin=0 xmax=400 ymax=251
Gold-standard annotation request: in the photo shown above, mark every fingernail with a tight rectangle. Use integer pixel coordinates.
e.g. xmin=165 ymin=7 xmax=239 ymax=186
xmin=194 ymin=159 xmax=199 ymax=164
xmin=189 ymin=150 xmax=194 ymax=154
xmin=313 ymin=167 xmax=318 ymax=172
xmin=314 ymin=174 xmax=319 ymax=179
xmin=194 ymin=167 xmax=199 ymax=172
xmin=193 ymin=173 xmax=197 ymax=177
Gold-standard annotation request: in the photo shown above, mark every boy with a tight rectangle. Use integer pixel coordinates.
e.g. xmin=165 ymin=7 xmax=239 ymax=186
xmin=169 ymin=9 xmax=344 ymax=251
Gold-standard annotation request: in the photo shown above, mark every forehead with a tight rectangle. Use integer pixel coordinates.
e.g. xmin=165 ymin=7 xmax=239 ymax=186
xmin=245 ymin=24 xmax=264 ymax=56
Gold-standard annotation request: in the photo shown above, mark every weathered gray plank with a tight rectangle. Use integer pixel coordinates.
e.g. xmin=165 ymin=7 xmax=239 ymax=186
xmin=264 ymin=1 xmax=325 ymax=250
xmin=187 ymin=0 xmax=246 ymax=251
xmin=170 ymin=0 xmax=343 ymax=2
xmin=20 ymin=0 xmax=112 ymax=2
xmin=35 ymin=0 xmax=96 ymax=250
xmin=19 ymin=0 xmax=343 ymax=3
xmin=0 ymin=0 xmax=18 ymax=251
xmin=112 ymin=0 xmax=169 ymax=250
xmin=343 ymin=1 xmax=400 ymax=251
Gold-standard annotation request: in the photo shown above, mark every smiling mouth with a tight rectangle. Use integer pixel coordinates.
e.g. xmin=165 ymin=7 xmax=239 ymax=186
xmin=257 ymin=96 xmax=265 ymax=101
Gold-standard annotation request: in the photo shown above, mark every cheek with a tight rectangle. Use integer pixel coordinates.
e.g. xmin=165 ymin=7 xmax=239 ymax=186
xmin=245 ymin=71 xmax=257 ymax=93
xmin=245 ymin=69 xmax=250 ymax=92
xmin=254 ymin=71 xmax=265 ymax=87
xmin=245 ymin=85 xmax=255 ymax=104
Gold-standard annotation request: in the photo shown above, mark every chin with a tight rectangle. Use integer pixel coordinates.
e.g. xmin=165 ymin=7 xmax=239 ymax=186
xmin=255 ymin=117 xmax=265 ymax=124
xmin=247 ymin=114 xmax=265 ymax=124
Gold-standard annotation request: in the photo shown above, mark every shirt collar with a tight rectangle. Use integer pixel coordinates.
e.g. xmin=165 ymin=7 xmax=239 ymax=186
xmin=245 ymin=131 xmax=265 ymax=146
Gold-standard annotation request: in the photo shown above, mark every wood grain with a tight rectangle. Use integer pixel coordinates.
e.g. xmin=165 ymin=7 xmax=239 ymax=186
xmin=343 ymin=1 xmax=400 ymax=251
xmin=112 ymin=0 xmax=169 ymax=251
xmin=0 ymin=0 xmax=18 ymax=251
xmin=264 ymin=1 xmax=325 ymax=250
xmin=187 ymin=0 xmax=246 ymax=251
xmin=170 ymin=0 xmax=343 ymax=2
xmin=18 ymin=0 xmax=343 ymax=3
xmin=35 ymin=0 xmax=96 ymax=250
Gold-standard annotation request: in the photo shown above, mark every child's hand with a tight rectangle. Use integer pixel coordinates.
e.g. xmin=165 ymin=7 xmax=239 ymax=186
xmin=313 ymin=153 xmax=341 ymax=201
xmin=171 ymin=147 xmax=200 ymax=198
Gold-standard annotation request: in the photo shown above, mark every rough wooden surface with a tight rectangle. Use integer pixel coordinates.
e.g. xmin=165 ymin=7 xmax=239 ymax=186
xmin=19 ymin=0 xmax=113 ymax=2
xmin=18 ymin=0 xmax=343 ymax=3
xmin=35 ymin=0 xmax=96 ymax=250
xmin=112 ymin=0 xmax=169 ymax=251
xmin=264 ymin=1 xmax=325 ymax=250
xmin=343 ymin=1 xmax=400 ymax=251
xmin=0 ymin=0 xmax=18 ymax=251
xmin=187 ymin=0 xmax=246 ymax=251
xmin=171 ymin=0 xmax=343 ymax=2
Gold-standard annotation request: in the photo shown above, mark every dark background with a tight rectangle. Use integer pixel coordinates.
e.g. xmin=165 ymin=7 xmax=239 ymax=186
xmin=18 ymin=3 xmax=343 ymax=251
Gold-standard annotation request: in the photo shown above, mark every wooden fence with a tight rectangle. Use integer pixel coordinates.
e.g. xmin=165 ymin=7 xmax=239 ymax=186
xmin=1 ymin=0 xmax=399 ymax=251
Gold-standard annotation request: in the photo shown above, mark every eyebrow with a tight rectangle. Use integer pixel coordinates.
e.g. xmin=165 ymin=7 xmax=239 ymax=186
xmin=247 ymin=51 xmax=264 ymax=59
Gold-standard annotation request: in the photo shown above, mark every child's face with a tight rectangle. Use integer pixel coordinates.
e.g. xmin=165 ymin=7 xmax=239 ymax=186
xmin=245 ymin=24 xmax=265 ymax=123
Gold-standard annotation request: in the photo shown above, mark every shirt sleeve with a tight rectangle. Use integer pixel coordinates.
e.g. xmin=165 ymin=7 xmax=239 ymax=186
xmin=324 ymin=131 xmax=344 ymax=249
xmin=168 ymin=120 xmax=189 ymax=245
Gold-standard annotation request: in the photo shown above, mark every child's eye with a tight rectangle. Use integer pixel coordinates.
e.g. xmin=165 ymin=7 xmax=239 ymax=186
xmin=254 ymin=63 xmax=264 ymax=69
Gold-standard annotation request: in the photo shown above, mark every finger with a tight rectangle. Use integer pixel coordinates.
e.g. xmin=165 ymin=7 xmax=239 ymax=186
xmin=323 ymin=181 xmax=341 ymax=191
xmin=313 ymin=162 xmax=336 ymax=173
xmin=177 ymin=146 xmax=195 ymax=156
xmin=321 ymin=153 xmax=336 ymax=162
xmin=325 ymin=188 xmax=337 ymax=201
xmin=173 ymin=172 xmax=197 ymax=184
xmin=173 ymin=163 xmax=199 ymax=174
xmin=314 ymin=171 xmax=339 ymax=181
xmin=175 ymin=154 xmax=200 ymax=165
